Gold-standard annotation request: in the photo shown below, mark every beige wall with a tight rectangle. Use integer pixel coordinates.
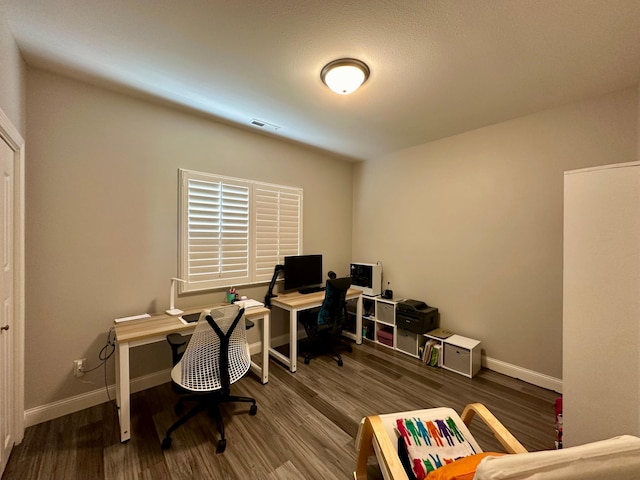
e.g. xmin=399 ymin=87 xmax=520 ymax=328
xmin=25 ymin=68 xmax=354 ymax=409
xmin=16 ymin=38 xmax=640 ymax=411
xmin=352 ymin=88 xmax=638 ymax=381
xmin=0 ymin=7 xmax=26 ymax=135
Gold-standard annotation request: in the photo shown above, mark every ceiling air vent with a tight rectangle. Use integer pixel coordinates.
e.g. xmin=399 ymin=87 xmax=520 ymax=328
xmin=250 ymin=118 xmax=281 ymax=131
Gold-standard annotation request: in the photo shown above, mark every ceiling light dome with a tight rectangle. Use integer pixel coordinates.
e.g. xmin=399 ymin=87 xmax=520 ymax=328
xmin=321 ymin=58 xmax=370 ymax=95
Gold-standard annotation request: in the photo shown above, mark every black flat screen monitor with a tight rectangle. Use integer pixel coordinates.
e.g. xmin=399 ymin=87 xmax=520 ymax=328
xmin=283 ymin=254 xmax=323 ymax=293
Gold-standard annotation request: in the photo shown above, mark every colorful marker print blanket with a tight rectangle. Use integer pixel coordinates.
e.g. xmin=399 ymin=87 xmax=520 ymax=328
xmin=378 ymin=407 xmax=482 ymax=480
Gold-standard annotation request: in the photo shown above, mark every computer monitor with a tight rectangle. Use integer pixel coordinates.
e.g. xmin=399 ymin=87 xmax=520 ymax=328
xmin=283 ymin=254 xmax=323 ymax=293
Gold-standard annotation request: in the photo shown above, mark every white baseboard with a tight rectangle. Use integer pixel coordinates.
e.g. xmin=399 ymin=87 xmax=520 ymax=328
xmin=24 ymin=338 xmax=561 ymax=427
xmin=24 ymin=368 xmax=171 ymax=427
xmin=270 ymin=331 xmax=304 ymax=348
xmin=483 ymin=356 xmax=563 ymax=393
xmin=24 ymin=338 xmax=282 ymax=428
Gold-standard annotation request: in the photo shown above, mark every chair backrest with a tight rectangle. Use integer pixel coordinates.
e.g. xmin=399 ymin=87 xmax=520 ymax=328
xmin=172 ymin=304 xmax=251 ymax=392
xmin=317 ymin=276 xmax=352 ymax=329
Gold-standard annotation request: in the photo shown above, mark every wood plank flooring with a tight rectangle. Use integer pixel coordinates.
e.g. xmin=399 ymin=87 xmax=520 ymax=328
xmin=2 ymin=341 xmax=559 ymax=479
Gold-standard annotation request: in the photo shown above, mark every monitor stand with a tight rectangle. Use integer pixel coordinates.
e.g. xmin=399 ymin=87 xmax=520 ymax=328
xmin=299 ymin=286 xmax=325 ymax=294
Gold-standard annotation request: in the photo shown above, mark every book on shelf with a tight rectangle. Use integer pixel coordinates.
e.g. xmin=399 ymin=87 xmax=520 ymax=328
xmin=422 ymin=338 xmax=439 ymax=363
xmin=429 ymin=344 xmax=441 ymax=366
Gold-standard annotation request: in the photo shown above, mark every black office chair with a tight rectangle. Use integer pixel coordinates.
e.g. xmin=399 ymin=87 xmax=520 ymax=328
xmin=298 ymin=276 xmax=353 ymax=366
xmin=161 ymin=304 xmax=257 ymax=452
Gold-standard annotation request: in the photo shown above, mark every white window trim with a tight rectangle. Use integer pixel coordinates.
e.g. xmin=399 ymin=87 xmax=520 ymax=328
xmin=178 ymin=169 xmax=302 ymax=293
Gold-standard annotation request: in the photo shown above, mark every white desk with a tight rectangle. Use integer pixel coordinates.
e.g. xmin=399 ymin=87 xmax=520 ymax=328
xmin=269 ymin=288 xmax=362 ymax=372
xmin=114 ymin=304 xmax=270 ymax=442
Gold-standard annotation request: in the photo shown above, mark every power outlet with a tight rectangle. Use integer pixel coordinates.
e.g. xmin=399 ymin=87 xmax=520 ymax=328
xmin=73 ymin=358 xmax=86 ymax=377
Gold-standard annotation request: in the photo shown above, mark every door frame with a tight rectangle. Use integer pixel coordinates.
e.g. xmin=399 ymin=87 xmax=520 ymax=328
xmin=0 ymin=107 xmax=25 ymax=447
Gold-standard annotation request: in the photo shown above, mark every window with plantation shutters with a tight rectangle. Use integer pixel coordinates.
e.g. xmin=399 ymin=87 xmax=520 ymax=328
xmin=254 ymin=185 xmax=302 ymax=282
xmin=179 ymin=169 xmax=302 ymax=292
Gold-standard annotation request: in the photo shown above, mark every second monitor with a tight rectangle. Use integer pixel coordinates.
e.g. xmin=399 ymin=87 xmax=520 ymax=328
xmin=284 ymin=254 xmax=324 ymax=294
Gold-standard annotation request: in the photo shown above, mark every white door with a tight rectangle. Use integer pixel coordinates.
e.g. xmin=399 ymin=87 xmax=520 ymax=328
xmin=0 ymin=135 xmax=14 ymax=473
xmin=563 ymin=162 xmax=640 ymax=446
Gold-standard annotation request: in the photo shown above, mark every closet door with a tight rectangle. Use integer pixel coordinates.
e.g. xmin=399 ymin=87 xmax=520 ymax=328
xmin=0 ymin=135 xmax=14 ymax=474
xmin=0 ymin=107 xmax=24 ymax=478
xmin=563 ymin=161 xmax=640 ymax=447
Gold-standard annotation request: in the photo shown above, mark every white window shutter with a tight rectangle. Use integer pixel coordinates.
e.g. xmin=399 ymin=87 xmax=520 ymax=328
xmin=254 ymin=184 xmax=302 ymax=282
xmin=179 ymin=169 xmax=302 ymax=292
xmin=180 ymin=171 xmax=250 ymax=291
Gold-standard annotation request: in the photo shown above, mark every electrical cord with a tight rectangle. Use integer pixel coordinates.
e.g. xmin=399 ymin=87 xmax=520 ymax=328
xmin=81 ymin=327 xmax=117 ymax=408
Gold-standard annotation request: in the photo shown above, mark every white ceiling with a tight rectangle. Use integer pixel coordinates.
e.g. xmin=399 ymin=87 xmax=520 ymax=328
xmin=3 ymin=0 xmax=640 ymax=161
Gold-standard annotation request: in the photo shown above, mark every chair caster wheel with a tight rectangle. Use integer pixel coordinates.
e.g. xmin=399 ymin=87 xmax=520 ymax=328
xmin=347 ymin=345 xmax=353 ymax=352
xmin=161 ymin=437 xmax=172 ymax=450
xmin=338 ymin=359 xmax=343 ymax=367
xmin=250 ymin=404 xmax=258 ymax=415
xmin=216 ymin=439 xmax=226 ymax=453
xmin=304 ymin=358 xmax=310 ymax=364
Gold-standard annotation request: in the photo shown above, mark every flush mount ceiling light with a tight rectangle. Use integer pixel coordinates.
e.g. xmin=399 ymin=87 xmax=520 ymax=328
xmin=320 ymin=58 xmax=370 ymax=95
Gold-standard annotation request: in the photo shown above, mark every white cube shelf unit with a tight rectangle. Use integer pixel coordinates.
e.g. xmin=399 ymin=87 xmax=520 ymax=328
xmin=361 ymin=295 xmax=433 ymax=359
xmin=361 ymin=295 xmax=397 ymax=349
xmin=441 ymin=334 xmax=481 ymax=378
xmin=362 ymin=295 xmax=482 ymax=372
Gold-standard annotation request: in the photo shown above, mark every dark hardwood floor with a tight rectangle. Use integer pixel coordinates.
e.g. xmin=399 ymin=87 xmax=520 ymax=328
xmin=3 ymin=341 xmax=559 ymax=479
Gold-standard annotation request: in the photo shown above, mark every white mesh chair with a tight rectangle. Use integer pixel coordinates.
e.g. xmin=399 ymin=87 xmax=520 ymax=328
xmin=161 ymin=304 xmax=258 ymax=452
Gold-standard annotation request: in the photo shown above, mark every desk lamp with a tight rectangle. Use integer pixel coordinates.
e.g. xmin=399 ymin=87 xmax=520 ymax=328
xmin=166 ymin=277 xmax=186 ymax=315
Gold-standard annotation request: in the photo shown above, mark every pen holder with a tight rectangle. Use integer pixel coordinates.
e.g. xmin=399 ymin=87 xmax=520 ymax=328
xmin=226 ymin=292 xmax=236 ymax=303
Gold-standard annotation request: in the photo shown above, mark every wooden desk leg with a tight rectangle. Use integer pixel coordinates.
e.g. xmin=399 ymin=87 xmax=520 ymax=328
xmin=261 ymin=311 xmax=270 ymax=383
xmin=116 ymin=340 xmax=131 ymax=442
xmin=290 ymin=308 xmax=298 ymax=372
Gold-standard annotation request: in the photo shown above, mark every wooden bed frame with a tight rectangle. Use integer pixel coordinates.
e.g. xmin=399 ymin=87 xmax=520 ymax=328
xmin=353 ymin=403 xmax=528 ymax=480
